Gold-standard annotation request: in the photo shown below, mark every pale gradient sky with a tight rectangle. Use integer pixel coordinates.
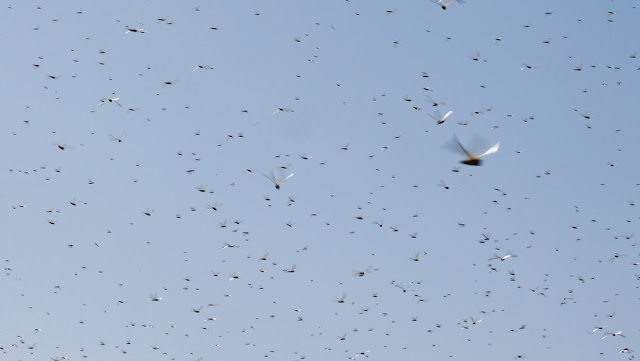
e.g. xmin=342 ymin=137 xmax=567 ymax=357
xmin=1 ymin=1 xmax=639 ymax=360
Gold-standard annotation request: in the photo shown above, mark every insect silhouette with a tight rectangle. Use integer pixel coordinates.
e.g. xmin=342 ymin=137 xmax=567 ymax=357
xmin=99 ymin=97 xmax=122 ymax=106
xmin=448 ymin=135 xmax=500 ymax=166
xmin=429 ymin=110 xmax=453 ymax=124
xmin=109 ymin=132 xmax=125 ymax=143
xmin=262 ymin=170 xmax=294 ymax=189
xmin=431 ymin=0 xmax=465 ymax=10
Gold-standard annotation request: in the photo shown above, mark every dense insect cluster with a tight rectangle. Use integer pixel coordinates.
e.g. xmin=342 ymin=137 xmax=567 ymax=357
xmin=2 ymin=1 xmax=638 ymax=360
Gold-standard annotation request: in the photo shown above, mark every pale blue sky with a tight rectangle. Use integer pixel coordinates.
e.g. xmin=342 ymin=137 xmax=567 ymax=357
xmin=1 ymin=1 xmax=638 ymax=360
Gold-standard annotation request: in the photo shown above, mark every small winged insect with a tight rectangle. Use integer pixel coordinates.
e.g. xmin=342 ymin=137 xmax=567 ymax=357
xmin=354 ymin=266 xmax=375 ymax=277
xmin=393 ymin=282 xmax=413 ymax=293
xmin=99 ymin=97 xmax=122 ymax=106
xmin=430 ymin=110 xmax=453 ymax=124
xmin=109 ymin=132 xmax=126 ymax=143
xmin=591 ymin=325 xmax=608 ymax=333
xmin=489 ymin=252 xmax=517 ymax=261
xmin=425 ymin=94 xmax=446 ymax=107
xmin=438 ymin=180 xmax=454 ymax=190
xmin=125 ymin=27 xmax=145 ymax=33
xmin=447 ymin=135 xmax=499 ymax=166
xmin=601 ymin=330 xmax=625 ymax=339
xmin=273 ymin=107 xmax=294 ymax=114
xmin=431 ymin=0 xmax=465 ymax=10
xmin=193 ymin=65 xmax=213 ymax=71
xmin=282 ymin=265 xmax=296 ymax=273
xmin=262 ymin=170 xmax=293 ymax=189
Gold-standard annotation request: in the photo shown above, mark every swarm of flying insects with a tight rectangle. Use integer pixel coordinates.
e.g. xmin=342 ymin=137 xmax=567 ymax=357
xmin=446 ymin=135 xmax=500 ymax=166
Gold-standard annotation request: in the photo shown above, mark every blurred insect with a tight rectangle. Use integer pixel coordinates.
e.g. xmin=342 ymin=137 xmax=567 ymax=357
xmin=610 ymin=253 xmax=624 ymax=262
xmin=601 ymin=330 xmax=625 ymax=339
xmin=431 ymin=0 xmax=465 ymax=10
xmin=438 ymin=180 xmax=455 ymax=190
xmin=99 ymin=97 xmax=122 ymax=106
xmin=193 ymin=65 xmax=213 ymax=71
xmin=430 ymin=110 xmax=453 ymax=124
xmin=447 ymin=135 xmax=499 ymax=166
xmin=354 ymin=266 xmax=376 ymax=277
xmin=466 ymin=317 xmax=482 ymax=326
xmin=426 ymin=94 xmax=446 ymax=107
xmin=489 ymin=252 xmax=517 ymax=261
xmin=273 ymin=107 xmax=294 ymax=114
xmin=125 ymin=27 xmax=145 ymax=33
xmin=591 ymin=325 xmax=608 ymax=333
xmin=262 ymin=170 xmax=294 ymax=189
xmin=109 ymin=132 xmax=126 ymax=143
xmin=393 ymin=282 xmax=413 ymax=293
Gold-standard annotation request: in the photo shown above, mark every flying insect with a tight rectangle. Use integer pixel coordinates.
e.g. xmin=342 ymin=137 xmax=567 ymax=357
xmin=262 ymin=170 xmax=294 ymax=189
xmin=449 ymin=135 xmax=499 ymax=166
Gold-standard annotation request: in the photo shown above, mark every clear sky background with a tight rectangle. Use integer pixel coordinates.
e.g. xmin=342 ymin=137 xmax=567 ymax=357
xmin=1 ymin=0 xmax=639 ymax=360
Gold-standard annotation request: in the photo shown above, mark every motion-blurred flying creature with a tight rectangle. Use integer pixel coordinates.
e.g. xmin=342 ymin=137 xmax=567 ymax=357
xmin=449 ymin=135 xmax=500 ymax=166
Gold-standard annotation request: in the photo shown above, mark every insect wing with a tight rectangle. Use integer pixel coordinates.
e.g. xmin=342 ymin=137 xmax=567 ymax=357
xmin=477 ymin=142 xmax=500 ymax=158
xmin=446 ymin=135 xmax=472 ymax=158
xmin=261 ymin=171 xmax=277 ymax=185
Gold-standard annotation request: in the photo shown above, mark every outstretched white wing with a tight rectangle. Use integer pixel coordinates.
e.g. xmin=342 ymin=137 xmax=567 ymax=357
xmin=478 ymin=142 xmax=500 ymax=158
